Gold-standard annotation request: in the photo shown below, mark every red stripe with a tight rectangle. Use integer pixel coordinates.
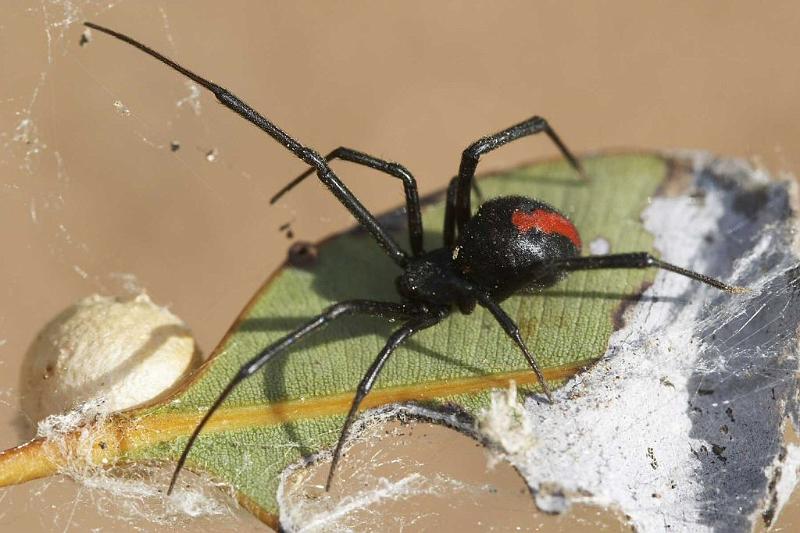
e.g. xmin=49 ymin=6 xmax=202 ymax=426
xmin=511 ymin=209 xmax=582 ymax=248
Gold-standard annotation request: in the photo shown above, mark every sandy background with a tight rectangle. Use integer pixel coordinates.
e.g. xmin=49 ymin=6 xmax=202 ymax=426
xmin=1 ymin=1 xmax=799 ymax=531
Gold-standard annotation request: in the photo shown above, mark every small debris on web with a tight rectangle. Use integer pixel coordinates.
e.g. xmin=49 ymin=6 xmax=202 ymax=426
xmin=36 ymin=397 xmax=109 ymax=441
xmin=107 ymin=272 xmax=145 ymax=295
xmin=534 ymin=482 xmax=569 ymax=515
xmin=78 ymin=29 xmax=90 ymax=47
xmin=279 ymin=221 xmax=295 ymax=240
xmin=176 ymin=81 xmax=202 ymax=115
xmin=113 ymin=100 xmax=130 ymax=117
xmin=476 ymin=381 xmax=537 ymax=468
xmin=589 ymin=236 xmax=611 ymax=255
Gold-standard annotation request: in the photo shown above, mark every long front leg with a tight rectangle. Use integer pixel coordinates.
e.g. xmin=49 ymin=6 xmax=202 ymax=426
xmin=271 ymin=147 xmax=425 ymax=257
xmin=167 ymin=299 xmax=417 ymax=494
xmin=455 ymin=116 xmax=586 ymax=236
xmin=326 ymin=312 xmax=446 ymax=490
xmin=552 ymin=253 xmax=747 ymax=293
xmin=85 ymin=22 xmax=410 ymax=268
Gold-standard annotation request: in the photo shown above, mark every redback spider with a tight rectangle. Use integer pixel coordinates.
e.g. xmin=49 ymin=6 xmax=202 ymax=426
xmin=84 ymin=22 xmax=746 ymax=493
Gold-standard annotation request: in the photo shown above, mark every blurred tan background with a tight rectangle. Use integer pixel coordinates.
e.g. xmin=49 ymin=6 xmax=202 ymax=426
xmin=1 ymin=1 xmax=799 ymax=531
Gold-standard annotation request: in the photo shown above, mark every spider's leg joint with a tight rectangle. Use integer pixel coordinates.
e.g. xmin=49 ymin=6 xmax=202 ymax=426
xmin=530 ymin=115 xmax=547 ymax=129
xmin=301 ymin=148 xmax=327 ymax=170
xmin=464 ymin=139 xmax=488 ymax=159
xmin=389 ymin=162 xmax=413 ymax=181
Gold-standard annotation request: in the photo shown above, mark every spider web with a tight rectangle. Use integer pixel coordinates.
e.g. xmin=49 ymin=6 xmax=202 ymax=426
xmin=0 ymin=2 xmax=275 ymax=531
xmin=452 ymin=153 xmax=800 ymax=532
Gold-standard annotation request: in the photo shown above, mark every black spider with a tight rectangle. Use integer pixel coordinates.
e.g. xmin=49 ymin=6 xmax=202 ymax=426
xmin=84 ymin=22 xmax=745 ymax=493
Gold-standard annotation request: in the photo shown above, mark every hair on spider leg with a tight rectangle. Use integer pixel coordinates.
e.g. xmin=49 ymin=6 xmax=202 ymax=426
xmin=84 ymin=21 xmax=747 ymax=495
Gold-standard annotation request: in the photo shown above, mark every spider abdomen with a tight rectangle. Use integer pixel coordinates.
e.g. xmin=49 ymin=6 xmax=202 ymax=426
xmin=453 ymin=196 xmax=581 ymax=299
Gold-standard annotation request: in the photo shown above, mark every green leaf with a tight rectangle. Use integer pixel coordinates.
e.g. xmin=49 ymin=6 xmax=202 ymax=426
xmin=0 ymin=153 xmax=668 ymax=528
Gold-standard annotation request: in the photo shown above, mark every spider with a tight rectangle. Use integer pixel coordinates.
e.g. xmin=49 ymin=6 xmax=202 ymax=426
xmin=85 ymin=22 xmax=745 ymax=493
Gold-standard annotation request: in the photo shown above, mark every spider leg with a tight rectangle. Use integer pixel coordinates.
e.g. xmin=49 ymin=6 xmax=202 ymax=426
xmin=475 ymin=294 xmax=554 ymax=402
xmin=471 ymin=179 xmax=486 ymax=204
xmin=85 ymin=22 xmax=410 ymax=268
xmin=453 ymin=116 xmax=586 ymax=239
xmin=443 ymin=177 xmax=459 ymax=247
xmin=167 ymin=299 xmax=418 ymax=495
xmin=444 ymin=176 xmax=485 ymax=247
xmin=551 ymin=253 xmax=747 ymax=293
xmin=326 ymin=311 xmax=446 ymax=491
xmin=271 ymin=147 xmax=425 ymax=256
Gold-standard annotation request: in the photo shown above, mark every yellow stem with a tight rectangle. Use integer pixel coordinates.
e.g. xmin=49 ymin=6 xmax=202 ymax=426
xmin=0 ymin=440 xmax=56 ymax=486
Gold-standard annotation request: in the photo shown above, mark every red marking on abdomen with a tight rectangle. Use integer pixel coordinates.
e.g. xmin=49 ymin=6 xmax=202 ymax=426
xmin=512 ymin=209 xmax=582 ymax=248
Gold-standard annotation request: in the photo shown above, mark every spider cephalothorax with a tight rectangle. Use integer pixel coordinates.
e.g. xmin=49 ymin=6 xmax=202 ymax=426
xmin=85 ymin=21 xmax=745 ymax=494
